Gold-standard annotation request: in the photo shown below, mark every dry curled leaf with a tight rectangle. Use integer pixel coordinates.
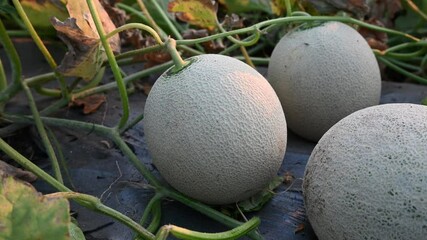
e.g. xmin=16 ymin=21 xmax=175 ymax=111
xmin=53 ymin=0 xmax=120 ymax=81
xmin=70 ymin=94 xmax=106 ymax=114
xmin=52 ymin=17 xmax=104 ymax=81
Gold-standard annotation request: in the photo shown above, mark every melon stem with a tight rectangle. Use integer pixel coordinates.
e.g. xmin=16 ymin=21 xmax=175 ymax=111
xmin=165 ymin=38 xmax=189 ymax=73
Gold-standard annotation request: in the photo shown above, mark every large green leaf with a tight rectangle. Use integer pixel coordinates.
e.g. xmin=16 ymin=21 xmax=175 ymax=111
xmin=0 ymin=177 xmax=70 ymax=240
xmin=168 ymin=0 xmax=218 ymax=30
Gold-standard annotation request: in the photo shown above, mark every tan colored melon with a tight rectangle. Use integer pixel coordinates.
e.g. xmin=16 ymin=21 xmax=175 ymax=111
xmin=268 ymin=21 xmax=381 ymax=142
xmin=143 ymin=54 xmax=287 ymax=205
xmin=303 ymin=103 xmax=427 ymax=240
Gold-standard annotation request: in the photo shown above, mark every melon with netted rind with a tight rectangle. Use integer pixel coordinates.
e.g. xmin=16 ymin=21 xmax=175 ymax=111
xmin=303 ymin=103 xmax=427 ymax=240
xmin=268 ymin=21 xmax=381 ymax=142
xmin=143 ymin=54 xmax=287 ymax=205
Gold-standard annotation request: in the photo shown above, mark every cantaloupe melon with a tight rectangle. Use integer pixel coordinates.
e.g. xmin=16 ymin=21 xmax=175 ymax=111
xmin=268 ymin=21 xmax=381 ymax=142
xmin=143 ymin=54 xmax=287 ymax=205
xmin=303 ymin=103 xmax=427 ymax=240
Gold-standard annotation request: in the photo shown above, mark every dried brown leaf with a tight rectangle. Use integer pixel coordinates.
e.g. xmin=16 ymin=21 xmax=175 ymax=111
xmin=358 ymin=18 xmax=388 ymax=50
xmin=221 ymin=14 xmax=245 ymax=30
xmin=66 ymin=0 xmax=120 ymax=53
xmin=294 ymin=223 xmax=305 ymax=233
xmin=0 ymin=160 xmax=37 ymax=183
xmin=51 ymin=17 xmax=104 ymax=81
xmin=71 ymin=94 xmax=106 ymax=114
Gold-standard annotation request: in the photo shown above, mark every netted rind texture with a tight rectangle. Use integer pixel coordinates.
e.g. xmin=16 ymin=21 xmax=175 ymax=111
xmin=144 ymin=54 xmax=287 ymax=205
xmin=267 ymin=21 xmax=381 ymax=142
xmin=303 ymin=103 xmax=427 ymax=240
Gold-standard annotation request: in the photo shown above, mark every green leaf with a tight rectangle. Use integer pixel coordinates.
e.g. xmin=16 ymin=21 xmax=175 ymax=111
xmin=238 ymin=176 xmax=284 ymax=212
xmin=219 ymin=0 xmax=278 ymax=15
xmin=69 ymin=220 xmax=86 ymax=240
xmin=0 ymin=177 xmax=70 ymax=240
xmin=168 ymin=0 xmax=218 ymax=31
xmin=0 ymin=2 xmax=17 ymax=15
xmin=20 ymin=0 xmax=68 ymax=32
xmin=422 ymin=97 xmax=427 ymax=106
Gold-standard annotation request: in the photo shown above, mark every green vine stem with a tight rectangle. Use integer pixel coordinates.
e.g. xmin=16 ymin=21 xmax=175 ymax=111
xmin=137 ymin=0 xmax=167 ymax=40
xmin=2 ymin=113 xmax=261 ymax=240
xmin=106 ymin=23 xmax=164 ymax=45
xmin=0 ymin=59 xmax=6 ymax=100
xmin=156 ymin=217 xmax=260 ymax=240
xmin=0 ymin=137 xmax=70 ymax=193
xmin=73 ymin=61 xmax=173 ymax=99
xmin=46 ymin=192 xmax=156 ymax=240
xmin=21 ymin=82 xmax=63 ymax=183
xmin=285 ymin=0 xmax=292 ymax=17
xmin=165 ymin=38 xmax=189 ymax=73
xmin=86 ymin=0 xmax=130 ymax=130
xmin=175 ymin=15 xmax=419 ymax=46
xmin=11 ymin=0 xmax=69 ymax=101
xmin=116 ymin=44 xmax=163 ymax=60
xmin=0 ymin=19 xmax=22 ymax=102
xmin=46 ymin=127 xmax=76 ymax=190
xmin=138 ymin=193 xmax=165 ymax=230
xmin=157 ymin=187 xmax=263 ymax=240
xmin=405 ymin=0 xmax=427 ymax=21
xmin=376 ymin=56 xmax=427 ymax=84
xmin=147 ymin=0 xmax=183 ymax=40
xmin=147 ymin=199 xmax=162 ymax=233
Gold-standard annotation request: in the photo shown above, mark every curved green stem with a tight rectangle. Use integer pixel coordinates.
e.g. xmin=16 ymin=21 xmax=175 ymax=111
xmin=147 ymin=199 xmax=162 ymax=233
xmin=73 ymin=61 xmax=173 ymax=99
xmin=87 ymin=0 xmax=129 ymax=130
xmin=379 ymin=41 xmax=427 ymax=54
xmin=73 ymin=67 xmax=105 ymax=93
xmin=47 ymin=192 xmax=156 ymax=240
xmin=12 ymin=0 xmax=70 ymax=101
xmin=5 ymin=30 xmax=30 ymax=37
xmin=110 ymin=132 xmax=162 ymax=188
xmin=216 ymin=20 xmax=260 ymax=47
xmin=377 ymin=56 xmax=427 ymax=84
xmin=0 ymin=58 xmax=6 ymax=93
xmin=165 ymin=38 xmax=189 ymax=73
xmin=138 ymin=193 xmax=164 ymax=229
xmin=0 ymin=19 xmax=22 ymax=101
xmin=22 ymin=82 xmax=63 ymax=183
xmin=116 ymin=44 xmax=163 ymax=60
xmin=176 ymin=16 xmax=419 ymax=46
xmin=285 ymin=0 xmax=292 ymax=17
xmin=137 ymin=0 xmax=167 ymax=40
xmin=0 ymin=137 xmax=70 ymax=191
xmin=161 ymin=217 xmax=260 ymax=240
xmin=387 ymin=58 xmax=421 ymax=71
xmin=405 ymin=0 xmax=427 ymax=21
xmin=158 ymin=188 xmax=262 ymax=240
xmin=25 ymin=72 xmax=56 ymax=86
xmin=146 ymin=0 xmax=183 ymax=40
xmin=34 ymin=85 xmax=62 ymax=97
xmin=106 ymin=23 xmax=164 ymax=45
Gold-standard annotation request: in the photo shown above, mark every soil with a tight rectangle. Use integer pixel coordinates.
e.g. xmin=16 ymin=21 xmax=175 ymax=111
xmin=1 ymin=41 xmax=427 ymax=240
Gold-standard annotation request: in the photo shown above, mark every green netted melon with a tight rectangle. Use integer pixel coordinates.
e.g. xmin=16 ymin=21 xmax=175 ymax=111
xmin=144 ymin=54 xmax=287 ymax=205
xmin=268 ymin=21 xmax=381 ymax=142
xmin=303 ymin=103 xmax=427 ymax=240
